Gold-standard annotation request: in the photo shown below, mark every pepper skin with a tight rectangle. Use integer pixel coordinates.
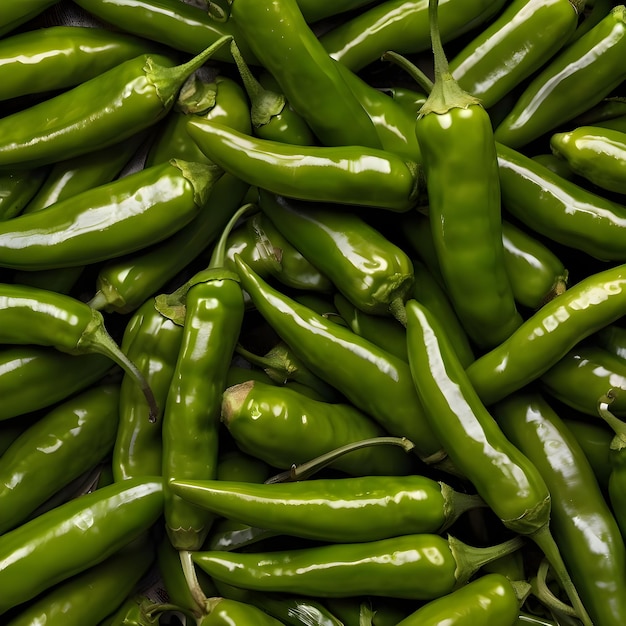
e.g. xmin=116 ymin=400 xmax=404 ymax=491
xmin=494 ymin=5 xmax=626 ymax=148
xmin=414 ymin=1 xmax=522 ymax=349
xmin=0 ymin=159 xmax=222 ymax=271
xmin=466 ymin=263 xmax=626 ymax=406
xmin=493 ymin=391 xmax=626 ymax=626
xmin=449 ymin=0 xmax=583 ymax=109
xmin=221 ymin=380 xmax=414 ymax=477
xmin=0 ymin=26 xmax=151 ymax=101
xmin=192 ymin=533 xmax=523 ymax=600
xmin=0 ymin=385 xmax=120 ymax=535
xmin=259 ymin=191 xmax=414 ymax=320
xmin=169 ymin=475 xmax=481 ymax=543
xmin=0 ymin=346 xmax=112 ymax=421
xmin=395 ymin=573 xmax=523 ymax=626
xmin=550 ymin=125 xmax=626 ymax=194
xmin=0 ymin=478 xmax=163 ymax=616
xmin=188 ymin=120 xmax=421 ymax=211
xmin=0 ymin=168 xmax=48 ymax=221
xmin=0 ymin=0 xmax=59 ymax=36
xmin=199 ymin=598 xmax=285 ymax=626
xmin=0 ymin=38 xmax=230 ymax=169
xmin=497 ymin=142 xmax=626 ymax=261
xmin=232 ymin=256 xmax=445 ymax=467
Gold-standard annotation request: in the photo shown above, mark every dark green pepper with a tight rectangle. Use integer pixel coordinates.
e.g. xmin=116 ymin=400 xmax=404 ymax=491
xmin=0 ymin=168 xmax=48 ymax=221
xmin=0 ymin=0 xmax=59 ymax=36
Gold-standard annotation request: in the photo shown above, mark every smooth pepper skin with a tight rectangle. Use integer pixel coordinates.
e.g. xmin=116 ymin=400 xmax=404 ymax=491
xmin=494 ymin=5 xmax=626 ymax=148
xmin=0 ymin=384 xmax=120 ymax=535
xmin=0 ymin=168 xmax=48 ymax=221
xmin=493 ymin=391 xmax=626 ymax=626
xmin=198 ymin=598 xmax=285 ymax=626
xmin=187 ymin=120 xmax=421 ymax=211
xmin=405 ymin=299 xmax=550 ymax=535
xmin=231 ymin=256 xmax=445 ymax=466
xmin=0 ymin=26 xmax=151 ymax=101
xmin=449 ymin=0 xmax=582 ymax=108
xmin=168 ymin=475 xmax=478 ymax=543
xmin=466 ymin=263 xmax=626 ymax=406
xmin=497 ymin=142 xmax=626 ymax=261
xmin=259 ymin=191 xmax=415 ymax=318
xmin=395 ymin=573 xmax=521 ymax=626
xmin=0 ymin=160 xmax=221 ymax=271
xmin=550 ymin=125 xmax=626 ymax=194
xmin=221 ymin=380 xmax=414 ymax=477
xmin=0 ymin=478 xmax=163 ymax=616
xmin=0 ymin=0 xmax=58 ymax=37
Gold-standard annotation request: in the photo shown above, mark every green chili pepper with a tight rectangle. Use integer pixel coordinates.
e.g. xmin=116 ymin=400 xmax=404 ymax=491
xmin=0 ymin=168 xmax=48 ymax=221
xmin=231 ymin=256 xmax=446 ymax=467
xmin=531 ymin=153 xmax=577 ymax=181
xmin=0 ymin=0 xmax=59 ymax=36
xmin=217 ymin=449 xmax=272 ymax=483
xmin=0 ymin=282 xmax=157 ymax=419
xmin=0 ymin=384 xmax=120 ymax=535
xmin=72 ymin=0 xmax=255 ymax=61
xmin=220 ymin=0 xmax=381 ymax=148
xmin=0 ymin=420 xmax=31 ymax=458
xmin=466 ymin=263 xmax=626 ymax=406
xmin=191 ymin=533 xmax=524 ymax=600
xmin=157 ymin=204 xmax=250 ymax=550
xmin=259 ymin=191 xmax=414 ymax=321
xmin=497 ymin=142 xmax=626 ymax=261
xmin=405 ymin=298 xmax=592 ymax=626
xmin=449 ymin=0 xmax=583 ymax=109
xmin=596 ymin=321 xmax=626 ymax=360
xmin=199 ymin=597 xmax=285 ymax=625
xmin=493 ymin=391 xmax=626 ymax=626
xmin=169 ymin=474 xmax=482 ymax=543
xmin=412 ymin=0 xmax=522 ymax=349
xmin=540 ymin=342 xmax=626 ymax=416
xmin=571 ymin=96 xmax=626 ymax=125
xmin=494 ymin=5 xmax=626 ymax=148
xmin=5 ymin=535 xmax=155 ymax=626
xmin=0 ymin=26 xmax=152 ymax=101
xmin=0 ymin=159 xmax=221 ymax=271
xmin=333 ymin=292 xmax=409 ymax=362
xmin=396 ymin=573 xmax=527 ymax=626
xmin=318 ymin=0 xmax=507 ymax=72
xmin=222 ymin=380 xmax=414 ymax=476
xmin=0 ymin=37 xmax=231 ymax=169
xmin=187 ymin=120 xmax=421 ymax=211
xmin=224 ymin=211 xmax=334 ymax=294
xmin=113 ymin=298 xmax=183 ymax=481
xmin=0 ymin=477 xmax=163 ymax=616
xmin=379 ymin=86 xmax=429 ymax=116
xmin=550 ymin=125 xmax=626 ymax=194
xmin=0 ymin=346 xmax=112 ymax=421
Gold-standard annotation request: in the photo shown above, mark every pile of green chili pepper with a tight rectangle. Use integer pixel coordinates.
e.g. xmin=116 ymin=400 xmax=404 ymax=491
xmin=5 ymin=0 xmax=626 ymax=623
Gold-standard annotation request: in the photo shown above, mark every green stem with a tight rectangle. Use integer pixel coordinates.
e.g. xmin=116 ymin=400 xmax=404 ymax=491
xmin=439 ymin=482 xmax=486 ymax=532
xmin=209 ymin=202 xmax=257 ymax=269
xmin=598 ymin=389 xmax=626 ymax=452
xmin=529 ymin=524 xmax=593 ymax=626
xmin=179 ymin=550 xmax=209 ymax=616
xmin=265 ymin=436 xmax=415 ymax=483
xmin=381 ymin=51 xmax=434 ymax=95
xmin=530 ymin=559 xmax=578 ymax=618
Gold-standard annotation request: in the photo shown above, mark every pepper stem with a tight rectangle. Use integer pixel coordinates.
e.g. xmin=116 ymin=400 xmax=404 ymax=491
xmin=598 ymin=390 xmax=626 ymax=452
xmin=209 ymin=202 xmax=258 ymax=269
xmin=381 ymin=51 xmax=434 ymax=95
xmin=439 ymin=482 xmax=486 ymax=533
xmin=449 ymin=533 xmax=525 ymax=586
xmin=179 ymin=550 xmax=209 ymax=615
xmin=78 ymin=309 xmax=159 ymax=422
xmin=264 ymin=436 xmax=415 ymax=484
xmin=529 ymin=524 xmax=593 ymax=626
xmin=530 ymin=558 xmax=578 ymax=618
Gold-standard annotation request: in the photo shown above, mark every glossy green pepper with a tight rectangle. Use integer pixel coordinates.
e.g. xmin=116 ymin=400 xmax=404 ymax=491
xmin=191 ymin=533 xmax=524 ymax=600
xmin=413 ymin=0 xmax=522 ymax=349
xmin=259 ymin=191 xmax=414 ymax=320
xmin=0 ymin=26 xmax=151 ymax=101
xmin=495 ymin=5 xmax=626 ymax=148
xmin=0 ymin=384 xmax=120 ymax=535
xmin=0 ymin=168 xmax=48 ymax=221
xmin=494 ymin=391 xmax=626 ymax=626
xmin=169 ymin=474 xmax=482 ymax=542
xmin=0 ymin=0 xmax=59 ymax=36
xmin=199 ymin=598 xmax=285 ymax=625
xmin=222 ymin=380 xmax=414 ymax=476
xmin=0 ymin=159 xmax=221 ymax=271
xmin=550 ymin=125 xmax=626 ymax=194
xmin=188 ymin=120 xmax=421 ymax=211
xmin=0 ymin=478 xmax=163 ymax=616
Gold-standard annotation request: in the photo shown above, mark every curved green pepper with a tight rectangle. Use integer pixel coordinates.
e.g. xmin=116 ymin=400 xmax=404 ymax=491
xmin=0 ymin=168 xmax=48 ymax=221
xmin=495 ymin=5 xmax=626 ymax=148
xmin=550 ymin=125 xmax=626 ymax=194
xmin=494 ymin=391 xmax=626 ymax=626
xmin=0 ymin=0 xmax=59 ymax=36
xmin=0 ymin=384 xmax=120 ymax=535
xmin=222 ymin=380 xmax=414 ymax=476
xmin=169 ymin=474 xmax=482 ymax=542
xmin=0 ymin=478 xmax=163 ymax=616
xmin=0 ymin=159 xmax=221 ymax=271
xmin=199 ymin=598 xmax=285 ymax=625
xmin=259 ymin=191 xmax=414 ymax=320
xmin=188 ymin=120 xmax=421 ymax=211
